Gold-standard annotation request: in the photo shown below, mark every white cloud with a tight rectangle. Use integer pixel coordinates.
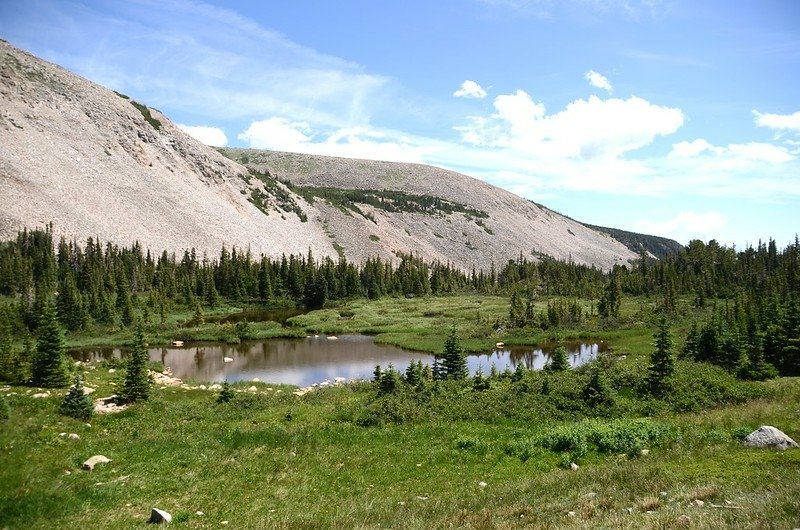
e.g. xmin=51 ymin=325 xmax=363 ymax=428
xmin=634 ymin=212 xmax=726 ymax=244
xmin=669 ymin=139 xmax=794 ymax=164
xmin=457 ymin=91 xmax=683 ymax=160
xmin=753 ymin=110 xmax=800 ymax=132
xmin=453 ymin=80 xmax=488 ymax=99
xmin=237 ymin=118 xmax=430 ymax=163
xmin=177 ymin=124 xmax=228 ymax=146
xmin=585 ymin=70 xmax=613 ymax=93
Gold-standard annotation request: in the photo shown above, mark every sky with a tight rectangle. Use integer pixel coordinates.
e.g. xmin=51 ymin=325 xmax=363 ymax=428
xmin=1 ymin=0 xmax=799 ymax=248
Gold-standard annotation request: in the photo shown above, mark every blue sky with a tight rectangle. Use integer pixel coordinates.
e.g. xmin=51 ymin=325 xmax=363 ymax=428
xmin=1 ymin=0 xmax=799 ymax=247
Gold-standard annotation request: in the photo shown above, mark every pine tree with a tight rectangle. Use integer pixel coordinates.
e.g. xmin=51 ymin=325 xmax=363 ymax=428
xmin=546 ymin=342 xmax=570 ymax=372
xmin=582 ymin=368 xmax=614 ymax=410
xmin=472 ymin=367 xmax=491 ymax=391
xmin=646 ymin=316 xmax=674 ymax=395
xmin=59 ymin=375 xmax=93 ymax=420
xmin=30 ymin=297 xmax=69 ymax=388
xmin=118 ymin=324 xmax=152 ymax=403
xmin=216 ymin=380 xmax=235 ymax=404
xmin=440 ymin=326 xmax=468 ymax=380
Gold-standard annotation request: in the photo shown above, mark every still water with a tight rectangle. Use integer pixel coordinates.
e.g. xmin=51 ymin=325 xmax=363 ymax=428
xmin=70 ymin=335 xmax=601 ymax=387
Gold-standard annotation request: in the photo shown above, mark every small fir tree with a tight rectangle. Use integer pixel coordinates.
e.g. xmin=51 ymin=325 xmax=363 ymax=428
xmin=472 ymin=367 xmax=490 ymax=391
xmin=118 ymin=324 xmax=152 ymax=403
xmin=216 ymin=381 xmax=235 ymax=404
xmin=440 ymin=326 xmax=468 ymax=380
xmin=582 ymin=368 xmax=614 ymax=410
xmin=59 ymin=375 xmax=93 ymax=420
xmin=30 ymin=297 xmax=69 ymax=388
xmin=646 ymin=316 xmax=674 ymax=395
xmin=511 ymin=362 xmax=526 ymax=382
xmin=546 ymin=342 xmax=570 ymax=372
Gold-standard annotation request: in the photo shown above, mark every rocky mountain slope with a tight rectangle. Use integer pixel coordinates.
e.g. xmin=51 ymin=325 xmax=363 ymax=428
xmin=0 ymin=39 xmax=641 ymax=271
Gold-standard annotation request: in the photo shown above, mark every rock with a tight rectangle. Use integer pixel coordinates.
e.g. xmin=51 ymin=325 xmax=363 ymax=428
xmin=82 ymin=455 xmax=111 ymax=470
xmin=248 ymin=386 xmax=257 ymax=392
xmin=198 ymin=385 xmax=206 ymax=390
xmin=327 ymin=336 xmax=339 ymax=340
xmin=195 ymin=511 xmax=204 ymax=516
xmin=568 ymin=511 xmax=576 ymax=517
xmin=743 ymin=425 xmax=799 ymax=450
xmin=108 ymin=368 xmax=116 ymax=373
xmin=94 ymin=395 xmax=127 ymax=415
xmin=208 ymin=384 xmax=222 ymax=390
xmin=59 ymin=432 xmax=67 ymax=437
xmin=334 ymin=377 xmax=347 ymax=384
xmin=83 ymin=386 xmax=95 ymax=395
xmin=148 ymin=508 xmax=172 ymax=524
xmin=640 ymin=449 xmax=650 ymax=456
xmin=570 ymin=462 xmax=579 ymax=471
xmin=478 ymin=481 xmax=487 ymax=488
xmin=32 ymin=392 xmax=50 ymax=398
xmin=690 ymin=499 xmax=704 ymax=507
xmin=68 ymin=433 xmax=80 ymax=440
xmin=223 ymin=357 xmax=233 ymax=363
xmin=252 ymin=378 xmax=261 ymax=383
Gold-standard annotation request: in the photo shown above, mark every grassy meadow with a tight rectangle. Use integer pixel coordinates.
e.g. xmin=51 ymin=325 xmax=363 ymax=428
xmin=1 ymin=294 xmax=799 ymax=528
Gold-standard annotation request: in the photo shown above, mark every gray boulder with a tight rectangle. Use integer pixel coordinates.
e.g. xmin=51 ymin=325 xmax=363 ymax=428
xmin=743 ymin=425 xmax=798 ymax=450
xmin=148 ymin=508 xmax=172 ymax=524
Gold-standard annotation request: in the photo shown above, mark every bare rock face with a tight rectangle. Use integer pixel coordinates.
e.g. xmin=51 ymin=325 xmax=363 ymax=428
xmin=0 ymin=39 xmax=639 ymax=271
xmin=743 ymin=425 xmax=799 ymax=450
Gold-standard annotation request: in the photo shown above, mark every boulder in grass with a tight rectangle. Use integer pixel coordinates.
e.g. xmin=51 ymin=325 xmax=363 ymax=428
xmin=82 ymin=455 xmax=111 ymax=470
xmin=148 ymin=508 xmax=172 ymax=524
xmin=743 ymin=425 xmax=798 ymax=450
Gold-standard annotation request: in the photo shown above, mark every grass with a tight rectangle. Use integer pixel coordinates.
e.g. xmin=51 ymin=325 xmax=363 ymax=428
xmin=1 ymin=367 xmax=798 ymax=528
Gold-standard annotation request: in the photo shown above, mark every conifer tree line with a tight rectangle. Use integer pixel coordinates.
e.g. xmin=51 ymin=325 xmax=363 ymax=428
xmin=0 ymin=226 xmax=798 ymax=376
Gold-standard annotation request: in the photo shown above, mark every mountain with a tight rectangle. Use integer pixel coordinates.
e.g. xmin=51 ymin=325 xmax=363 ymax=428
xmin=0 ymin=39 xmax=639 ymax=270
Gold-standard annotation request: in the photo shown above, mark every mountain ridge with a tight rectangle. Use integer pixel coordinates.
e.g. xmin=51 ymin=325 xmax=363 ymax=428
xmin=1 ymin=39 xmax=647 ymax=271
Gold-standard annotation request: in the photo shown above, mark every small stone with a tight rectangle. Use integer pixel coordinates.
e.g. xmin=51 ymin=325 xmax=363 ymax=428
xmin=82 ymin=455 xmax=111 ymax=470
xmin=478 ymin=481 xmax=487 ymax=488
xmin=223 ymin=357 xmax=233 ymax=363
xmin=83 ymin=386 xmax=95 ymax=395
xmin=85 ymin=423 xmax=91 ymax=428
xmin=570 ymin=462 xmax=579 ymax=471
xmin=68 ymin=433 xmax=80 ymax=440
xmin=221 ymin=521 xmax=229 ymax=525
xmin=148 ymin=508 xmax=172 ymax=524
xmin=248 ymin=386 xmax=257 ymax=392
xmin=64 ymin=470 xmax=71 ymax=475
xmin=108 ymin=368 xmax=116 ymax=373
xmin=640 ymin=449 xmax=650 ymax=456
xmin=198 ymin=385 xmax=206 ymax=390
xmin=252 ymin=378 xmax=261 ymax=383
xmin=59 ymin=432 xmax=67 ymax=437
xmin=660 ymin=491 xmax=668 ymax=497
xmin=691 ymin=499 xmax=705 ymax=507
xmin=195 ymin=511 xmax=204 ymax=516
xmin=415 ymin=496 xmax=428 ymax=501
xmin=416 ymin=463 xmax=422 ymax=467
xmin=626 ymin=507 xmax=633 ymax=514
xmin=568 ymin=511 xmax=576 ymax=517
xmin=32 ymin=392 xmax=50 ymax=398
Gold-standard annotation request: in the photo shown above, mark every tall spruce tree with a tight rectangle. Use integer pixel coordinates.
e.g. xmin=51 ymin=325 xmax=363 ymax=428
xmin=118 ymin=323 xmax=152 ymax=403
xmin=30 ymin=297 xmax=69 ymax=388
xmin=646 ymin=316 xmax=674 ymax=395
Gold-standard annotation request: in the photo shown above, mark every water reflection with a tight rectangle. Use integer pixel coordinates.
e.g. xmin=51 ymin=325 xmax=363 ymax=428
xmin=70 ymin=335 xmax=601 ymax=387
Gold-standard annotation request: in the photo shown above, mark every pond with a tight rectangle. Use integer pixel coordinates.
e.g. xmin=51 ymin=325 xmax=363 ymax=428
xmin=70 ymin=335 xmax=603 ymax=387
